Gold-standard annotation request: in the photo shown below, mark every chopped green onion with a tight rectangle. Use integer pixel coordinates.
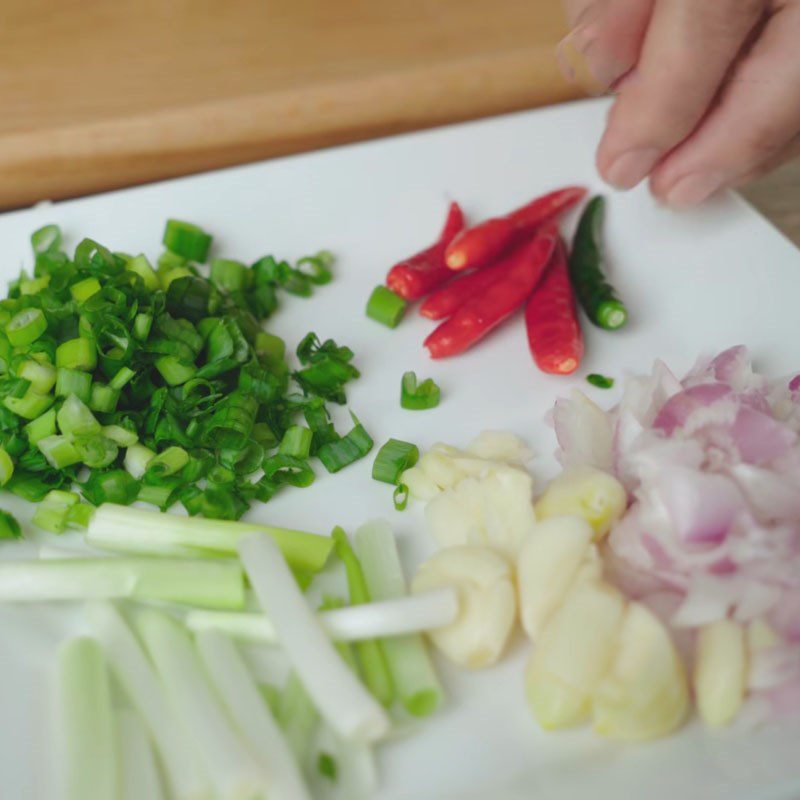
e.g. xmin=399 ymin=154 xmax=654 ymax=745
xmin=89 ymin=383 xmax=120 ymax=413
xmin=318 ymin=753 xmax=337 ymax=781
xmin=32 ymin=224 xmax=62 ymax=254
xmin=24 ymin=408 xmax=56 ymax=444
xmin=277 ymin=671 xmax=319 ymax=764
xmin=0 ymin=509 xmax=21 ymax=539
xmin=254 ymin=332 xmax=285 ymax=362
xmin=124 ymin=443 xmax=155 ymax=479
xmin=56 ymin=367 xmax=92 ymax=403
xmin=163 ymin=220 xmax=212 ymax=262
xmin=279 ymin=426 xmax=313 ymax=459
xmin=5 ymin=308 xmax=47 ymax=347
xmin=400 ymin=371 xmax=440 ymax=410
xmin=5 ymin=389 xmax=54 ymax=420
xmin=58 ymin=394 xmax=101 ymax=436
xmin=393 ymin=484 xmax=409 ymax=511
xmin=109 ymin=366 xmax=135 ymax=390
xmin=133 ymin=313 xmax=153 ymax=341
xmin=81 ymin=469 xmax=139 ymax=506
xmin=366 ymin=286 xmax=407 ymax=328
xmin=18 ymin=360 xmax=56 ymax=394
xmin=262 ymin=455 xmax=315 ymax=488
xmin=137 ymin=483 xmax=174 ymax=509
xmin=372 ymin=438 xmax=419 ymax=485
xmin=316 ymin=414 xmax=373 ymax=473
xmin=154 ymin=356 xmax=196 ymax=386
xmin=102 ymin=425 xmax=137 ymax=447
xmin=0 ymin=446 xmax=14 ymax=486
xmin=38 ymin=435 xmax=82 ymax=468
xmin=66 ymin=503 xmax=94 ymax=530
xmin=125 ymin=254 xmax=161 ymax=291
xmin=297 ymin=251 xmax=334 ymax=285
xmin=73 ymin=435 xmax=119 ymax=469
xmin=332 ymin=527 xmax=394 ymax=707
xmin=56 ymin=337 xmax=97 ymax=371
xmin=145 ymin=446 xmax=189 ymax=478
xmin=20 ymin=276 xmax=51 ymax=295
xmin=70 ymin=277 xmax=102 ymax=304
xmin=587 ymin=373 xmax=615 ymax=389
xmin=32 ymin=489 xmax=79 ymax=533
xmin=57 ymin=637 xmax=118 ymax=800
xmin=210 ymin=258 xmax=248 ymax=292
xmin=355 ymin=520 xmax=444 ymax=717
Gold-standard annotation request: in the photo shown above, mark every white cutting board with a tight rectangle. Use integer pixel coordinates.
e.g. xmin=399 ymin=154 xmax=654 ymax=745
xmin=1 ymin=98 xmax=800 ymax=800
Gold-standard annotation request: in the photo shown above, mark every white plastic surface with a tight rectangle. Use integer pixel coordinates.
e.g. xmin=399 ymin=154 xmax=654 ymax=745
xmin=1 ymin=98 xmax=799 ymax=799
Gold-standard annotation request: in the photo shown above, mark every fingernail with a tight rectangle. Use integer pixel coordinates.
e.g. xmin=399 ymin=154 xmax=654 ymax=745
xmin=604 ymin=148 xmax=661 ymax=190
xmin=664 ymin=173 xmax=726 ymax=208
xmin=556 ymin=26 xmax=611 ymax=95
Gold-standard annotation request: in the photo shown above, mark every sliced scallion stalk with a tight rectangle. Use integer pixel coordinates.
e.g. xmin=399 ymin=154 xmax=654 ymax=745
xmin=279 ymin=426 xmax=313 ymax=459
xmin=163 ymin=220 xmax=212 ymax=262
xmin=366 ymin=286 xmax=407 ymax=328
xmin=70 ymin=277 xmax=102 ymax=304
xmin=316 ymin=414 xmax=373 ymax=474
xmin=57 ymin=394 xmax=101 ymax=436
xmin=109 ymin=365 xmax=135 ymax=391
xmin=24 ymin=407 xmax=56 ymax=444
xmin=37 ymin=434 xmax=82 ymax=468
xmin=124 ymin=443 xmax=155 ymax=479
xmin=0 ymin=509 xmax=21 ymax=539
xmin=154 ymin=355 xmax=197 ymax=386
xmin=401 ymin=371 xmax=440 ymax=410
xmin=5 ymin=307 xmax=47 ymax=347
xmin=125 ymin=254 xmax=161 ymax=291
xmin=117 ymin=709 xmax=165 ymax=800
xmin=56 ymin=337 xmax=97 ymax=371
xmin=56 ymin=367 xmax=92 ymax=403
xmin=0 ymin=446 xmax=14 ymax=486
xmin=4 ymin=389 xmax=54 ymax=420
xmin=32 ymin=489 xmax=80 ymax=533
xmin=102 ymin=424 xmax=138 ymax=447
xmin=18 ymin=359 xmax=56 ymax=394
xmin=31 ymin=224 xmax=62 ymax=254
xmin=89 ymin=383 xmax=120 ymax=413
xmin=355 ymin=520 xmax=445 ymax=716
xmin=371 ymin=438 xmax=419 ymax=485
xmin=146 ymin=446 xmax=189 ymax=477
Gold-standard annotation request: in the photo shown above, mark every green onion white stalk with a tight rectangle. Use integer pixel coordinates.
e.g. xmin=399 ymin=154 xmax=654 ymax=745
xmin=278 ymin=672 xmax=320 ymax=765
xmin=185 ymin=588 xmax=458 ymax=645
xmin=87 ymin=504 xmax=333 ymax=574
xmin=238 ymin=533 xmax=391 ymax=742
xmin=117 ymin=709 xmax=166 ymax=800
xmin=355 ymin=519 xmax=445 ymax=716
xmin=124 ymin=443 xmax=155 ymax=478
xmin=196 ymin=630 xmax=312 ymax=800
xmin=57 ymin=637 xmax=118 ymax=800
xmin=0 ymin=557 xmax=244 ymax=608
xmin=85 ymin=603 xmax=211 ymax=800
xmin=137 ymin=609 xmax=267 ymax=800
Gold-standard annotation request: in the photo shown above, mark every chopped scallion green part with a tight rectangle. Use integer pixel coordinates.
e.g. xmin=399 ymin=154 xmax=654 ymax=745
xmin=297 ymin=251 xmax=334 ymax=286
xmin=33 ymin=489 xmax=79 ymax=533
xmin=6 ymin=308 xmax=47 ymax=347
xmin=278 ymin=426 xmax=313 ymax=459
xmin=18 ymin=360 xmax=56 ymax=394
xmin=145 ymin=446 xmax=189 ymax=478
xmin=20 ymin=276 xmax=50 ymax=295
xmin=124 ymin=254 xmax=160 ymax=291
xmin=163 ymin=220 xmax=212 ymax=262
xmin=316 ymin=414 xmax=373 ymax=473
xmin=155 ymin=356 xmax=197 ymax=386
xmin=401 ymin=371 xmax=440 ymax=410
xmin=109 ymin=366 xmax=135 ymax=391
xmin=393 ymin=483 xmax=409 ymax=511
xmin=57 ymin=394 xmax=101 ymax=436
xmin=37 ymin=435 xmax=82 ymax=469
xmin=89 ymin=383 xmax=120 ymax=413
xmin=24 ymin=408 xmax=56 ymax=444
xmin=56 ymin=338 xmax=97 ymax=371
xmin=102 ymin=425 xmax=138 ymax=447
xmin=366 ymin=286 xmax=407 ymax=328
xmin=0 ymin=447 xmax=14 ymax=486
xmin=124 ymin=443 xmax=155 ymax=479
xmin=210 ymin=259 xmax=248 ymax=292
xmin=0 ymin=509 xmax=21 ymax=539
xmin=5 ymin=389 xmax=54 ymax=420
xmin=372 ymin=438 xmax=419 ymax=485
xmin=56 ymin=368 xmax=92 ymax=404
xmin=70 ymin=277 xmax=102 ymax=304
xmin=587 ymin=373 xmax=615 ymax=389
xmin=31 ymin=224 xmax=62 ymax=254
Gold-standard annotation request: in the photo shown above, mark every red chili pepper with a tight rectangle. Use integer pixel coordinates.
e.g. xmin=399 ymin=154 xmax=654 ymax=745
xmin=386 ymin=202 xmax=465 ymax=300
xmin=525 ymin=239 xmax=584 ymax=375
xmin=419 ymin=261 xmax=508 ymax=320
xmin=424 ymin=228 xmax=558 ymax=359
xmin=444 ymin=186 xmax=586 ymax=272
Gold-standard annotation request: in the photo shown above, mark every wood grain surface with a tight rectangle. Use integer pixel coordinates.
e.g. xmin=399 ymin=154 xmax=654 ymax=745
xmin=0 ymin=1 xmax=797 ymax=242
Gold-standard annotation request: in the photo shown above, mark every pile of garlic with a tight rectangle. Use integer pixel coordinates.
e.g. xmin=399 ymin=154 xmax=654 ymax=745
xmin=404 ymin=432 xmax=751 ymax=741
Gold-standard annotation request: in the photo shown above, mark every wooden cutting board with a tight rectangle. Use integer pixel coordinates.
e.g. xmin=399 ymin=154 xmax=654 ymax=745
xmin=0 ymin=0 xmax=577 ymax=208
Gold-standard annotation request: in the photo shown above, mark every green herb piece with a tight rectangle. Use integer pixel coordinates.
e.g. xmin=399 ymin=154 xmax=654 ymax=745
xmin=0 ymin=510 xmax=21 ymax=539
xmin=317 ymin=752 xmax=338 ymax=781
xmin=366 ymin=286 xmax=407 ymax=328
xmin=372 ymin=438 xmax=419 ymax=485
xmin=586 ymin=373 xmax=615 ymax=389
xmin=401 ymin=371 xmax=440 ymax=410
xmin=163 ymin=220 xmax=212 ymax=262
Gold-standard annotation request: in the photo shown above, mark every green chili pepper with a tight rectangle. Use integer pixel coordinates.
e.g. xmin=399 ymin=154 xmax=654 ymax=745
xmin=569 ymin=196 xmax=628 ymax=331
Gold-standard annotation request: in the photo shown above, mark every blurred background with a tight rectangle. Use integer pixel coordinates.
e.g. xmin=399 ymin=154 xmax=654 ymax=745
xmin=1 ymin=0 xmax=796 ymax=241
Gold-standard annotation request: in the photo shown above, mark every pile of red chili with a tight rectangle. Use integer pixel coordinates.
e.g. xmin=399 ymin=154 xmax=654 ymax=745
xmin=380 ymin=188 xmax=628 ymax=376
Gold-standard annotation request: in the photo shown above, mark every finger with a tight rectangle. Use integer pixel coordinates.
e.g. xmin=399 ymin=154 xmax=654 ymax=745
xmin=558 ymin=0 xmax=654 ymax=93
xmin=649 ymin=6 xmax=800 ymax=207
xmin=596 ymin=0 xmax=766 ymax=189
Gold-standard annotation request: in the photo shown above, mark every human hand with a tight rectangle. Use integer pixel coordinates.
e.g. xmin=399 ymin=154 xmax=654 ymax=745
xmin=558 ymin=0 xmax=800 ymax=207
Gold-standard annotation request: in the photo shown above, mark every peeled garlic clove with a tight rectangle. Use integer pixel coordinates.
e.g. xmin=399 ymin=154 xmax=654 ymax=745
xmin=401 ymin=466 xmax=441 ymax=502
xmin=516 ymin=516 xmax=594 ymax=641
xmin=592 ymin=602 xmax=689 ymax=741
xmin=467 ymin=431 xmax=531 ymax=463
xmin=535 ymin=466 xmax=627 ymax=541
xmin=418 ymin=451 xmax=466 ymax=490
xmin=479 ymin=467 xmax=537 ymax=560
xmin=411 ymin=545 xmax=516 ymax=669
xmin=525 ymin=580 xmax=625 ymax=729
xmin=425 ymin=478 xmax=484 ymax=549
xmin=694 ymin=619 xmax=746 ymax=727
